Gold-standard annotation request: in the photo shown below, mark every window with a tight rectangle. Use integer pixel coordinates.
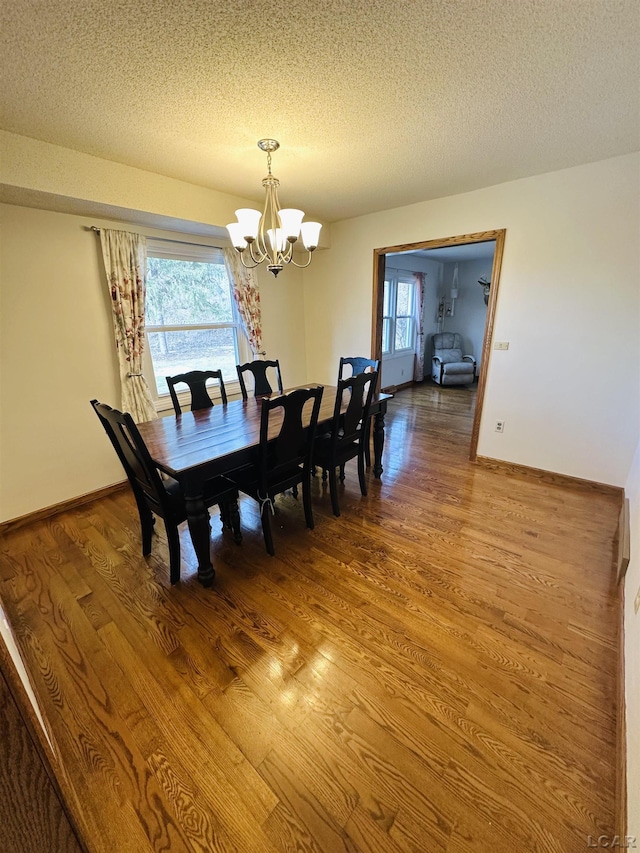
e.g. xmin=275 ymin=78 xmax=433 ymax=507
xmin=144 ymin=242 xmax=248 ymax=401
xmin=382 ymin=271 xmax=416 ymax=356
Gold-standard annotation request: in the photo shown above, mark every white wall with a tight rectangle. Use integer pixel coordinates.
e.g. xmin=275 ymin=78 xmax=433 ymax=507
xmin=624 ymin=439 xmax=640 ymax=837
xmin=440 ymin=257 xmax=493 ymax=374
xmin=0 ymin=203 xmax=307 ymax=522
xmin=303 ymin=153 xmax=640 ymax=487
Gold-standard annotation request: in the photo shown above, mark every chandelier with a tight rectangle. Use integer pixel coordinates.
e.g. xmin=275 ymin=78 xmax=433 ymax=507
xmin=226 ymin=139 xmax=322 ymax=277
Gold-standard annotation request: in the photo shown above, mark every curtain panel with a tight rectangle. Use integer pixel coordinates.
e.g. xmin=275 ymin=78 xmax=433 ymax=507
xmin=413 ymin=272 xmax=425 ymax=382
xmin=223 ymin=249 xmax=264 ymax=357
xmin=99 ymin=228 xmax=157 ymax=422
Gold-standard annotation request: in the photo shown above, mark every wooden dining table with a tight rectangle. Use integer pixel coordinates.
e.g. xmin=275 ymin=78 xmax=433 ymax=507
xmin=137 ymin=385 xmax=393 ymax=586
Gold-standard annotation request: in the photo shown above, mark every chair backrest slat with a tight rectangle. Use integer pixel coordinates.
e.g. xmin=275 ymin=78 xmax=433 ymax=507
xmin=330 ymin=371 xmax=378 ymax=451
xmin=166 ymin=369 xmax=227 ymax=415
xmin=338 ymin=356 xmax=379 ymax=381
xmin=90 ymin=399 xmax=168 ymax=514
xmin=236 ymin=360 xmax=283 ymax=400
xmin=258 ymin=386 xmax=323 ymax=488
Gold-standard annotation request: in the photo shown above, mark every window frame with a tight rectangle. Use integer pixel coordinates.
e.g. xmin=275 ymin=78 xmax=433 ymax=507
xmin=382 ymin=270 xmax=417 ymax=357
xmin=143 ymin=241 xmax=250 ymax=412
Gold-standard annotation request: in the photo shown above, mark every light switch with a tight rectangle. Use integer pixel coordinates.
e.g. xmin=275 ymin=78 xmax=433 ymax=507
xmin=494 ymin=341 xmax=509 ymax=350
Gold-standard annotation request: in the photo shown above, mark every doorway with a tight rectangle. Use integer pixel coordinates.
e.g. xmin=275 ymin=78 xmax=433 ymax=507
xmin=371 ymin=229 xmax=506 ymax=461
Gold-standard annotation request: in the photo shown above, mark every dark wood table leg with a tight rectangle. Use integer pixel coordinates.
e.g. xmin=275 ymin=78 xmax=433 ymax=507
xmin=184 ymin=493 xmax=215 ymax=586
xmin=372 ymin=402 xmax=387 ymax=479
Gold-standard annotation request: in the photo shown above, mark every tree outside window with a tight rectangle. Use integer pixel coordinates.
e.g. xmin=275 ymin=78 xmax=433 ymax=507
xmin=145 ymin=244 xmax=246 ymax=398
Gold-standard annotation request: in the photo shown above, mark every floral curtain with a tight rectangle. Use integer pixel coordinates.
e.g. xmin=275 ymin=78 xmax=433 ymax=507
xmin=413 ymin=272 xmax=425 ymax=381
xmin=99 ymin=228 xmax=157 ymax=422
xmin=223 ymin=248 xmax=264 ymax=357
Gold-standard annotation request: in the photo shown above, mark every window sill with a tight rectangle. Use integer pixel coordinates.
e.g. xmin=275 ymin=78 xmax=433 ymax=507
xmin=382 ymin=350 xmax=414 ymax=361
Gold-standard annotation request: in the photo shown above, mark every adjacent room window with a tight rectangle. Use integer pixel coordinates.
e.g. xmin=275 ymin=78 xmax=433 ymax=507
xmin=382 ymin=271 xmax=416 ymax=356
xmin=144 ymin=241 xmax=247 ymax=401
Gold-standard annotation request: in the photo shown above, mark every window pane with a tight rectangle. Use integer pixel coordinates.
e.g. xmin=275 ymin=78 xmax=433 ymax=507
xmin=383 ymin=280 xmax=391 ymax=316
xmin=396 ymin=280 xmax=413 ymax=315
xmin=382 ymin=318 xmax=391 ymax=354
xmin=146 ymin=258 xmax=233 ymax=326
xmin=148 ymin=328 xmax=238 ymax=395
xmin=395 ymin=317 xmax=412 ymax=350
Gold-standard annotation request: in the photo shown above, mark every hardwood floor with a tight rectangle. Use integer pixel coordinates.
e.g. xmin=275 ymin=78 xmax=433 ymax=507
xmin=0 ymin=382 xmax=622 ymax=852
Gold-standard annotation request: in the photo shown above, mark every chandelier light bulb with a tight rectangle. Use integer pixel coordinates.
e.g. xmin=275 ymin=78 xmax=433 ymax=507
xmin=277 ymin=208 xmax=304 ymax=241
xmin=234 ymin=208 xmax=262 ymax=241
xmin=267 ymin=228 xmax=287 ymax=253
xmin=226 ymin=222 xmax=248 ymax=249
xmin=300 ymin=221 xmax=322 ymax=250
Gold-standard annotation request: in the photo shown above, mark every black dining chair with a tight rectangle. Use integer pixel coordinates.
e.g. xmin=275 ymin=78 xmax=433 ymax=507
xmin=313 ymin=370 xmax=378 ymax=517
xmin=90 ymin=400 xmax=241 ymax=583
xmin=236 ymin=359 xmax=283 ymax=400
xmin=337 ymin=357 xmax=380 ymax=467
xmin=166 ymin=369 xmax=228 ymax=415
xmin=338 ymin=356 xmax=380 ymax=380
xmin=227 ymin=386 xmax=324 ymax=555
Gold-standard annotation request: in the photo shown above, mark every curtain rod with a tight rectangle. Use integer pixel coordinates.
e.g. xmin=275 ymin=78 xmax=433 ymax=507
xmin=88 ymin=227 xmax=226 ymax=250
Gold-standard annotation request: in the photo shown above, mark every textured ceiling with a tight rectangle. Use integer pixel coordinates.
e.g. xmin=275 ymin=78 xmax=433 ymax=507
xmin=1 ymin=0 xmax=639 ymax=223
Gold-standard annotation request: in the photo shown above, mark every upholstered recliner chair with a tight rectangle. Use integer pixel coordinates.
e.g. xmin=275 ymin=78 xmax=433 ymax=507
xmin=431 ymin=332 xmax=476 ymax=386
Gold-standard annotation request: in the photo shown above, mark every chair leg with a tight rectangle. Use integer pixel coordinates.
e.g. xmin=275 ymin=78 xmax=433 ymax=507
xmin=219 ymin=501 xmax=230 ymax=531
xmin=260 ymin=504 xmax=275 ymax=556
xmin=302 ymin=476 xmax=314 ymax=529
xmin=292 ymin=484 xmax=299 ymax=499
xmin=364 ymin=419 xmax=372 ymax=468
xmin=166 ymin=523 xmax=182 ymax=584
xmin=357 ymin=449 xmax=368 ymax=496
xmin=133 ymin=488 xmax=154 ymax=555
xmin=328 ymin=466 xmax=341 ymax=517
xmin=339 ymin=463 xmax=345 ymax=483
xmin=229 ymin=498 xmax=242 ymax=544
xmin=139 ymin=506 xmax=154 ymax=556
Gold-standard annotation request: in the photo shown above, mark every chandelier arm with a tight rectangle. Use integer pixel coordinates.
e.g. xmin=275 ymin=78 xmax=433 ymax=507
xmin=289 ymin=251 xmax=315 ymax=269
xmin=247 ymin=242 xmax=268 ymax=265
xmin=281 ymin=241 xmax=295 ymax=265
xmin=264 ymin=180 xmax=280 ymax=268
xmin=238 ymin=250 xmax=262 ymax=270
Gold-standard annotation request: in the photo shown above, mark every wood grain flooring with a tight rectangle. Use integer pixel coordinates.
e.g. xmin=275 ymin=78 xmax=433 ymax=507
xmin=0 ymin=382 xmax=622 ymax=852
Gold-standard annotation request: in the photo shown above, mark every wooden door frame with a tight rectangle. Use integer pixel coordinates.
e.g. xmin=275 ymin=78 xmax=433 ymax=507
xmin=371 ymin=228 xmax=506 ymax=462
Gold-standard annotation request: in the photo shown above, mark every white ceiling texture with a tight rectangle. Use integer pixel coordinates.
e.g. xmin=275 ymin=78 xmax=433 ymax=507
xmin=1 ymin=0 xmax=639 ymax=224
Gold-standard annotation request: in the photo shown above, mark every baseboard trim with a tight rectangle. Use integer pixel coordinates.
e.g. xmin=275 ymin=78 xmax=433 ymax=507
xmin=0 ymin=482 xmax=128 ymax=534
xmin=475 ymin=456 xmax=624 ymax=500
xmin=616 ymin=576 xmax=627 ymax=839
xmin=616 ymin=498 xmax=631 ymax=584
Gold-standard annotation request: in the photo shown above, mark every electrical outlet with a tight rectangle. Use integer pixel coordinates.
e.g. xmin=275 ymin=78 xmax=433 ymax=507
xmin=495 ymin=420 xmax=505 ymax=433
xmin=634 ymin=586 xmax=640 ymax=615
xmin=494 ymin=341 xmax=509 ymax=350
